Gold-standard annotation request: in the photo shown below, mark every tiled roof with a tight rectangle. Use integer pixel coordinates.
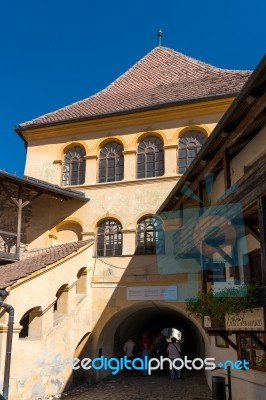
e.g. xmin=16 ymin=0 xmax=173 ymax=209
xmin=0 ymin=240 xmax=92 ymax=289
xmin=18 ymin=46 xmax=251 ymax=129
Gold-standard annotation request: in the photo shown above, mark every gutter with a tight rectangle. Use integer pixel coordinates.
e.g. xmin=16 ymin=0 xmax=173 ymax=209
xmin=0 ymin=290 xmax=14 ymax=400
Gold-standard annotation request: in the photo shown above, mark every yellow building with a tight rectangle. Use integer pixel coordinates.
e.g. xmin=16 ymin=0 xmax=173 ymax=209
xmin=1 ymin=46 xmax=264 ymax=400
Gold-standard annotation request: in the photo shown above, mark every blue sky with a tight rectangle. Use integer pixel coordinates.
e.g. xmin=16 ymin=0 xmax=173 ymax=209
xmin=1 ymin=0 xmax=265 ymax=176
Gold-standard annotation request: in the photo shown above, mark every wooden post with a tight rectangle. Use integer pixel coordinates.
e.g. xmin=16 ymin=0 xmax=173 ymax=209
xmin=223 ymin=148 xmax=231 ymax=190
xmin=200 ymin=241 xmax=207 ymax=292
xmin=16 ymin=197 xmax=23 ymax=255
xmin=258 ymin=197 xmax=266 ymax=286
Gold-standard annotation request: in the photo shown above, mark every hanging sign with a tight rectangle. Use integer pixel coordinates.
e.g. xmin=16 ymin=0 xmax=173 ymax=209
xmin=225 ymin=307 xmax=265 ymax=331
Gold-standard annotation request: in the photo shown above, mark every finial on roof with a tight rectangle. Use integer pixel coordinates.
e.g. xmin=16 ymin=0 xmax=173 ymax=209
xmin=157 ymin=29 xmax=163 ymax=46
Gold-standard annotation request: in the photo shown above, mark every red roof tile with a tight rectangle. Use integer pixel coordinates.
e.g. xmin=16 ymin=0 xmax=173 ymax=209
xmin=19 ymin=46 xmax=251 ymax=128
xmin=0 ymin=240 xmax=92 ymax=288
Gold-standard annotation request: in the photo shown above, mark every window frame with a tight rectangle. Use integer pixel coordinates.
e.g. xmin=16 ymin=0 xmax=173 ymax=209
xmin=98 ymin=141 xmax=124 ymax=183
xmin=178 ymin=131 xmax=206 ymax=174
xmin=136 ymin=216 xmax=164 ymax=255
xmin=97 ymin=220 xmax=123 ymax=256
xmin=237 ymin=332 xmax=266 ymax=371
xmin=137 ymin=136 xmax=164 ymax=179
xmin=62 ymin=146 xmax=86 ymax=186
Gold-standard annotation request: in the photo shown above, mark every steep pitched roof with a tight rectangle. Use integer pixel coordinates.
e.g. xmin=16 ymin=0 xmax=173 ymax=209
xmin=0 ymin=240 xmax=92 ymax=289
xmin=18 ymin=46 xmax=251 ymax=129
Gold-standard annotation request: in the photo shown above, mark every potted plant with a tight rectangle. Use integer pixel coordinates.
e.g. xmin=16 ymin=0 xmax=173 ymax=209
xmin=186 ymin=284 xmax=259 ymax=329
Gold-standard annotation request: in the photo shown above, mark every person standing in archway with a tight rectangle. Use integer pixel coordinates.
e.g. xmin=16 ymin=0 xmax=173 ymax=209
xmin=140 ymin=332 xmax=152 ymax=376
xmin=167 ymin=337 xmax=182 ymax=380
xmin=123 ymin=338 xmax=135 ymax=375
xmin=154 ymin=333 xmax=168 ymax=376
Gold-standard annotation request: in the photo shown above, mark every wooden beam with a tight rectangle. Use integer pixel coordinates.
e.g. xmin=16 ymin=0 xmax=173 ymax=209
xmin=16 ymin=187 xmax=23 ymax=255
xmin=219 ymin=333 xmax=238 ymax=351
xmin=0 ymin=230 xmax=17 ymax=237
xmin=200 ymin=242 xmax=207 ymax=292
xmin=245 ymin=95 xmax=255 ymax=105
xmin=0 ymin=180 xmax=13 ymax=204
xmin=198 ymin=180 xmax=204 ymax=215
xmin=258 ymin=197 xmax=266 ymax=286
xmin=174 ymin=93 xmax=266 ymax=209
xmin=223 ymin=148 xmax=231 ymax=190
xmin=248 ymin=332 xmax=266 ymax=352
xmin=232 ymin=245 xmax=240 ymax=282
xmin=199 ymin=159 xmax=207 ymax=166
xmin=245 ymin=223 xmax=260 ymax=242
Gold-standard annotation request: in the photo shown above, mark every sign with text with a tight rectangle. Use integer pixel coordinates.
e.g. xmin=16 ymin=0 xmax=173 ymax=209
xmin=203 ymin=316 xmax=212 ymax=328
xmin=127 ymin=285 xmax=178 ymax=301
xmin=225 ymin=307 xmax=265 ymax=331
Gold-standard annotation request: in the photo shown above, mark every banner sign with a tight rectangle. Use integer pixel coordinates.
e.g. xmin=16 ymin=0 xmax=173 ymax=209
xmin=225 ymin=307 xmax=265 ymax=331
xmin=127 ymin=285 xmax=178 ymax=301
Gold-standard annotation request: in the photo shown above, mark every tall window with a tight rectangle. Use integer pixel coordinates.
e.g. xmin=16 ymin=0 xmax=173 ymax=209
xmin=178 ymin=132 xmax=206 ymax=173
xmin=62 ymin=146 xmax=86 ymax=186
xmin=136 ymin=216 xmax=164 ymax=255
xmin=99 ymin=142 xmax=124 ymax=183
xmin=237 ymin=333 xmax=266 ymax=371
xmin=137 ymin=136 xmax=164 ymax=178
xmin=97 ymin=220 xmax=122 ymax=256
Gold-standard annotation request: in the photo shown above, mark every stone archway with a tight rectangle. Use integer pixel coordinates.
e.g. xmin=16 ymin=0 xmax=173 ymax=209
xmin=83 ymin=301 xmax=208 ymax=381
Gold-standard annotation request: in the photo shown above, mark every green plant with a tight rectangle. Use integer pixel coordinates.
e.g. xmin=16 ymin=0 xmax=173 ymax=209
xmin=186 ymin=284 xmax=259 ymax=324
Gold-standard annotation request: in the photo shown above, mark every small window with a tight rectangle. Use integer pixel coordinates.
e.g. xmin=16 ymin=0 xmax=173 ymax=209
xmin=178 ymin=132 xmax=206 ymax=173
xmin=136 ymin=216 xmax=164 ymax=255
xmin=62 ymin=146 xmax=86 ymax=186
xmin=19 ymin=313 xmax=30 ymax=338
xmin=97 ymin=220 xmax=122 ymax=256
xmin=99 ymin=142 xmax=124 ymax=183
xmin=137 ymin=136 xmax=164 ymax=178
xmin=19 ymin=307 xmax=42 ymax=339
xmin=237 ymin=333 xmax=266 ymax=371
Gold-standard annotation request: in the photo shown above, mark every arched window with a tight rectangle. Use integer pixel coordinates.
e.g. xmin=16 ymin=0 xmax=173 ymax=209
xmin=178 ymin=131 xmax=206 ymax=173
xmin=19 ymin=307 xmax=42 ymax=339
xmin=137 ymin=136 xmax=164 ymax=178
xmin=19 ymin=313 xmax=30 ymax=338
xmin=99 ymin=142 xmax=124 ymax=183
xmin=62 ymin=146 xmax=86 ymax=186
xmin=136 ymin=216 xmax=164 ymax=255
xmin=97 ymin=220 xmax=122 ymax=256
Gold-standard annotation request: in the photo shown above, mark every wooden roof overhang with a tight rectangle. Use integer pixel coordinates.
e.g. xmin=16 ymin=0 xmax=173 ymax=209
xmin=0 ymin=170 xmax=89 ymax=202
xmin=0 ymin=171 xmax=89 ymax=262
xmin=158 ymin=54 xmax=266 ymax=258
xmin=158 ymin=54 xmax=266 ymax=214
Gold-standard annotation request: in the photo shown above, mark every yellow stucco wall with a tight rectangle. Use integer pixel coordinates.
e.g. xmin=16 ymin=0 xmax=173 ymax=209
xmin=7 ymin=97 xmax=266 ymax=400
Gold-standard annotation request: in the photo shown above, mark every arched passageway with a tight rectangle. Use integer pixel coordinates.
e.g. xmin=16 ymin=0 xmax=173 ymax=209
xmin=113 ymin=304 xmax=203 ymax=362
xmin=78 ymin=302 xmax=206 ymax=384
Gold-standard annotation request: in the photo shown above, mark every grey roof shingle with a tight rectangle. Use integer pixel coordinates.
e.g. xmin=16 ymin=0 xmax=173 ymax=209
xmin=0 ymin=240 xmax=92 ymax=289
xmin=18 ymin=46 xmax=251 ymax=129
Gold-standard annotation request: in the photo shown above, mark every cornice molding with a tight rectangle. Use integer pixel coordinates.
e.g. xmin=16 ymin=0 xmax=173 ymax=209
xmin=21 ymin=98 xmax=234 ymax=142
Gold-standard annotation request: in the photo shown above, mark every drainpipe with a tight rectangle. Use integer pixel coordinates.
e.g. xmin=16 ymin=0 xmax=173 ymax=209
xmin=0 ymin=290 xmax=14 ymax=400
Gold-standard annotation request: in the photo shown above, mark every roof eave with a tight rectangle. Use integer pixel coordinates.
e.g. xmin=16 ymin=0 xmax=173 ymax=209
xmin=0 ymin=170 xmax=89 ymax=202
xmin=15 ymin=92 xmax=239 ymax=138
